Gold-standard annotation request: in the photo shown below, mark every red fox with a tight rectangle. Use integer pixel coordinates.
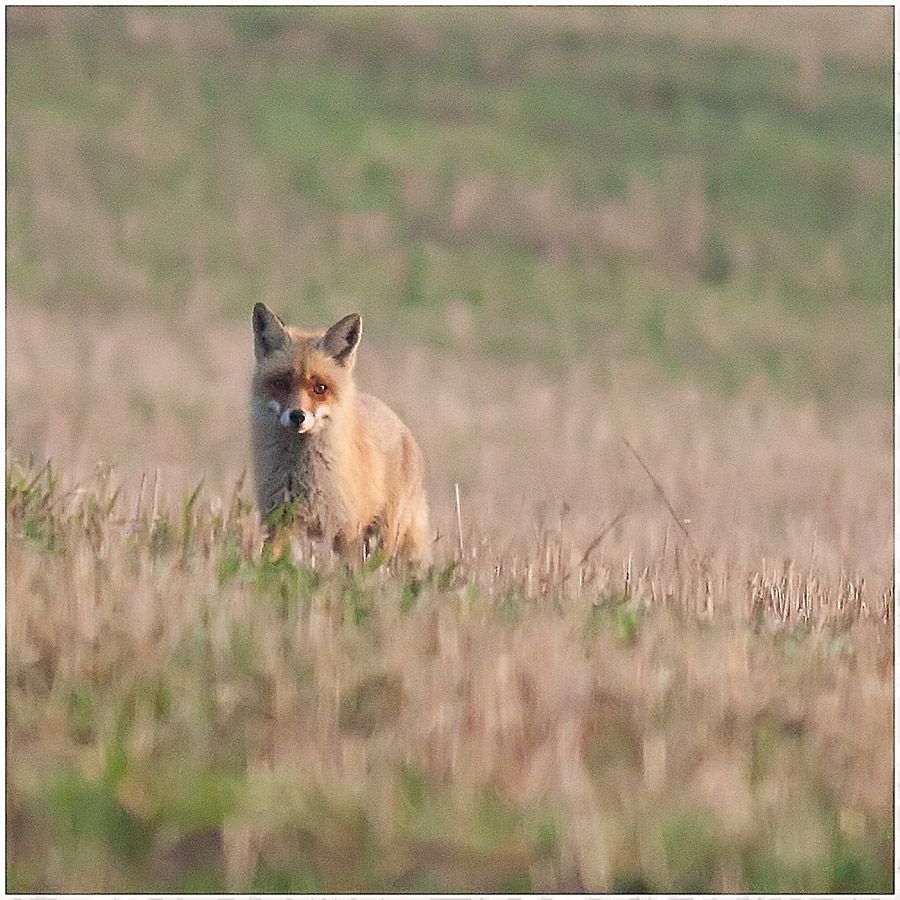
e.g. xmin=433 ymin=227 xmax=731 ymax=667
xmin=250 ymin=303 xmax=431 ymax=567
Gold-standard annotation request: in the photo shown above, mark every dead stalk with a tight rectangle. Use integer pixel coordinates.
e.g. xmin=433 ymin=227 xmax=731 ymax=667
xmin=623 ymin=437 xmax=701 ymax=559
xmin=454 ymin=482 xmax=464 ymax=559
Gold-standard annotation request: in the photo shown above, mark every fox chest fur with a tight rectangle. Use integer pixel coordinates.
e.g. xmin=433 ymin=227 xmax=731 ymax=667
xmin=251 ymin=413 xmax=340 ymax=539
xmin=250 ymin=398 xmax=378 ymax=542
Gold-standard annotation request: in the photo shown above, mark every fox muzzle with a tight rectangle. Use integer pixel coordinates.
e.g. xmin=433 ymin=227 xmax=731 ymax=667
xmin=279 ymin=407 xmax=305 ymax=429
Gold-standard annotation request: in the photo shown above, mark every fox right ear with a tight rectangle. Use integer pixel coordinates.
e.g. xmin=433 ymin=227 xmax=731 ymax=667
xmin=321 ymin=313 xmax=362 ymax=366
xmin=252 ymin=303 xmax=289 ymax=360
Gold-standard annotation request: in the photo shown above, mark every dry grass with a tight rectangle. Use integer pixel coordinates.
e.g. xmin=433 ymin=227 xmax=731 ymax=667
xmin=6 ymin=303 xmax=893 ymax=892
xmin=7 ymin=298 xmax=892 ymax=582
xmin=5 ymin=6 xmax=893 ymax=891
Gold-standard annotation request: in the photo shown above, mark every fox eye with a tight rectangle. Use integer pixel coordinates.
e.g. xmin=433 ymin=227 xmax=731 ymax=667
xmin=269 ymin=374 xmax=293 ymax=393
xmin=313 ymin=381 xmax=328 ymax=396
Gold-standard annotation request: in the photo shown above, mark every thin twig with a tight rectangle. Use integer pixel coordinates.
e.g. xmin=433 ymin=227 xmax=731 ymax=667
xmin=623 ymin=437 xmax=700 ymax=557
xmin=578 ymin=510 xmax=628 ymax=568
xmin=454 ymin=482 xmax=464 ymax=559
xmin=151 ymin=467 xmax=160 ymax=523
xmin=228 ymin=467 xmax=246 ymax=520
xmin=133 ymin=472 xmax=147 ymax=523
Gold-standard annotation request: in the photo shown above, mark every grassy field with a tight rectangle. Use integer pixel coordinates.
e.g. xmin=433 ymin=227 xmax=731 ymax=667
xmin=7 ymin=6 xmax=892 ymax=401
xmin=5 ymin=6 xmax=894 ymax=894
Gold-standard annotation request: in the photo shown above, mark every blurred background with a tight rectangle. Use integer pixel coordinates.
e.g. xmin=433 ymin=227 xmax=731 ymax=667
xmin=7 ymin=1 xmax=894 ymax=575
xmin=8 ymin=8 xmax=892 ymax=387
xmin=7 ymin=4 xmax=893 ymax=561
xmin=6 ymin=7 xmax=894 ymax=894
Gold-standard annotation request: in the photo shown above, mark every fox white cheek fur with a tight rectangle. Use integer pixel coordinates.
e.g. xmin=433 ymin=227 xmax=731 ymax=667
xmin=268 ymin=399 xmax=281 ymax=416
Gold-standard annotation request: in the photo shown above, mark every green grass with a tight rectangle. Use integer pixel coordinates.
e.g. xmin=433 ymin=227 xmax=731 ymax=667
xmin=5 ymin=9 xmax=893 ymax=891
xmin=6 ymin=457 xmax=894 ymax=893
xmin=6 ymin=7 xmax=892 ymax=401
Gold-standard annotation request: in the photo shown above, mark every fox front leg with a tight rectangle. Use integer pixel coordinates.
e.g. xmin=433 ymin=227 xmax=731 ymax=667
xmin=262 ymin=524 xmax=291 ymax=561
xmin=260 ymin=494 xmax=305 ymax=561
xmin=331 ymin=530 xmax=368 ymax=566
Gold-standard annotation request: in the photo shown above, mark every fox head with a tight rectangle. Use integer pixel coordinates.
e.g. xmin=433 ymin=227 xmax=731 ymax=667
xmin=251 ymin=302 xmax=361 ymax=435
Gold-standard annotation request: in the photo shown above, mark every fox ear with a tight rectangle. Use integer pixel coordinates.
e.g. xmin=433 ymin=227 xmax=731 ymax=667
xmin=321 ymin=313 xmax=362 ymax=366
xmin=252 ymin=303 xmax=289 ymax=360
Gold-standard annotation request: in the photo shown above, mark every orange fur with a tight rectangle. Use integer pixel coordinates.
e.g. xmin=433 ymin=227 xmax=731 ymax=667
xmin=249 ymin=304 xmax=431 ymax=568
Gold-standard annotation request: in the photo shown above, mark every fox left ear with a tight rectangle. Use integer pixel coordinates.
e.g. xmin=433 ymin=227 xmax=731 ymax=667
xmin=322 ymin=313 xmax=362 ymax=366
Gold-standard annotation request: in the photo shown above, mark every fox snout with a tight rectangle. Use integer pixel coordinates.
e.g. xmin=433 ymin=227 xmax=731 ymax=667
xmin=276 ymin=406 xmax=304 ymax=429
xmin=287 ymin=409 xmax=304 ymax=428
xmin=269 ymin=399 xmax=303 ymax=428
xmin=267 ymin=398 xmax=323 ymax=434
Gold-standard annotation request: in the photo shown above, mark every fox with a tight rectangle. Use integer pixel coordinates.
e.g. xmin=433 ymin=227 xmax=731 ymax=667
xmin=249 ymin=302 xmax=432 ymax=568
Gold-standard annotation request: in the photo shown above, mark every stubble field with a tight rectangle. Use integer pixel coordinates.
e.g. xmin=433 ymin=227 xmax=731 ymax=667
xmin=6 ymin=6 xmax=893 ymax=894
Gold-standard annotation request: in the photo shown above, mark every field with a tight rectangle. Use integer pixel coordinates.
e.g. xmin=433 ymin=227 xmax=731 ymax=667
xmin=6 ymin=7 xmax=894 ymax=893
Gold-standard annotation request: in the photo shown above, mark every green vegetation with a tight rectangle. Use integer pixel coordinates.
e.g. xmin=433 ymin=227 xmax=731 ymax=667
xmin=6 ymin=9 xmax=893 ymax=893
xmin=6 ymin=7 xmax=892 ymax=401
xmin=6 ymin=458 xmax=893 ymax=892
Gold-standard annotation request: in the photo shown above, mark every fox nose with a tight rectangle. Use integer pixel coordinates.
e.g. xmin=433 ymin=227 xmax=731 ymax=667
xmin=289 ymin=409 xmax=305 ymax=428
